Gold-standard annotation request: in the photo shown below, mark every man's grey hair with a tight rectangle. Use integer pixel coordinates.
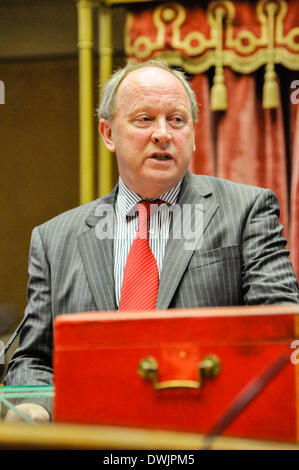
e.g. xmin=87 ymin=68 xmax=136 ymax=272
xmin=98 ymin=60 xmax=198 ymax=122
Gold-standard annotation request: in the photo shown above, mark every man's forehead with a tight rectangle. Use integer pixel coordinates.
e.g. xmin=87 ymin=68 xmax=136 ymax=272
xmin=124 ymin=65 xmax=175 ymax=80
xmin=116 ymin=67 xmax=189 ymax=104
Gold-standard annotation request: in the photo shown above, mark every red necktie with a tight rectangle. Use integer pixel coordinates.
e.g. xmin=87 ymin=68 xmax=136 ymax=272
xmin=119 ymin=201 xmax=160 ymax=311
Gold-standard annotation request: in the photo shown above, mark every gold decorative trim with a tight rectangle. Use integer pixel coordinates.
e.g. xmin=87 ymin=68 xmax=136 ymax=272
xmin=125 ymin=0 xmax=299 ymax=109
xmin=126 ymin=0 xmax=299 ymax=69
xmin=127 ymin=47 xmax=299 ymax=75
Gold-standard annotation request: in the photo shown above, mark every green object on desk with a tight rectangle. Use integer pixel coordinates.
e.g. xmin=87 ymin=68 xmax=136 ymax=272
xmin=0 ymin=385 xmax=54 ymax=424
xmin=0 ymin=385 xmax=54 ymax=398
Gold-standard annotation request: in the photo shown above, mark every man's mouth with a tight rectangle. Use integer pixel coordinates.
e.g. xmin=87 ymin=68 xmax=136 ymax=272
xmin=151 ymin=153 xmax=172 ymax=161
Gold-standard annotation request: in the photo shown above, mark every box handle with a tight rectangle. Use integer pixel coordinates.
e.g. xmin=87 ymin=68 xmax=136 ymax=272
xmin=138 ymin=355 xmax=221 ymax=390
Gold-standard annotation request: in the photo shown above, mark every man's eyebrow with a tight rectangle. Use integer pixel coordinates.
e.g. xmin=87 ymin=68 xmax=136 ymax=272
xmin=128 ymin=104 xmax=189 ymax=115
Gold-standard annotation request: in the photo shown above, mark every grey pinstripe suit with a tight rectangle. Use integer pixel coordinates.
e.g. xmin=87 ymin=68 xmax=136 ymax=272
xmin=5 ymin=171 xmax=299 ymax=415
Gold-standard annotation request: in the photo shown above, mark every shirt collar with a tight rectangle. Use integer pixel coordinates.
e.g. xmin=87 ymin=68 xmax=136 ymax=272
xmin=116 ymin=177 xmax=182 ymax=219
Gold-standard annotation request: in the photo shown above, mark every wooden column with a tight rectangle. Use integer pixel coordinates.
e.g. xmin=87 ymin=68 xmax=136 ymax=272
xmin=98 ymin=4 xmax=113 ymax=196
xmin=77 ymin=0 xmax=95 ymax=204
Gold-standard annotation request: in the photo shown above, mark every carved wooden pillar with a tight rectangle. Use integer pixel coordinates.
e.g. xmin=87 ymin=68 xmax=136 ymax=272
xmin=77 ymin=0 xmax=95 ymax=204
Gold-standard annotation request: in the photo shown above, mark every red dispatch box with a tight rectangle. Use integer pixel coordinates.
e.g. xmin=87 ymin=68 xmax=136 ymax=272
xmin=53 ymin=305 xmax=299 ymax=443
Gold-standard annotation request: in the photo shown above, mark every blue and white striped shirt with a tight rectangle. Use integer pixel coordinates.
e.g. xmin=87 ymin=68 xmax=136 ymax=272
xmin=114 ymin=177 xmax=182 ymax=307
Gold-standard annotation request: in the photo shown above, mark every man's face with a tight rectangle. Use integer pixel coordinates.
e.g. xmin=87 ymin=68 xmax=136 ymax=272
xmin=99 ymin=67 xmax=196 ymax=199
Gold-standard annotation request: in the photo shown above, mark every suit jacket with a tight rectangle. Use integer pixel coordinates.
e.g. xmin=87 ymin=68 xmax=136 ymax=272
xmin=5 ymin=171 xmax=299 ymax=416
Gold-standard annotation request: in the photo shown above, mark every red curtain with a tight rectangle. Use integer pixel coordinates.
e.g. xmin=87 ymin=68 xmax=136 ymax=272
xmin=190 ymin=70 xmax=289 ymax=234
xmin=290 ymin=81 xmax=299 ymax=279
xmin=189 ymin=74 xmax=216 ymax=177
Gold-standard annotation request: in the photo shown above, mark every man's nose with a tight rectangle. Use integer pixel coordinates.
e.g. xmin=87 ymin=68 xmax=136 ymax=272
xmin=151 ymin=120 xmax=171 ymax=145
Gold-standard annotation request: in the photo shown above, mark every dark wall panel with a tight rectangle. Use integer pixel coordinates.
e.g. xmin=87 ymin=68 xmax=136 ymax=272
xmin=0 ymin=58 xmax=79 ymax=319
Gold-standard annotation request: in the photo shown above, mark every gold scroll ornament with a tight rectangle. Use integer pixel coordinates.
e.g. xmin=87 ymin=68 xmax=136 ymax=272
xmin=125 ymin=0 xmax=299 ymax=110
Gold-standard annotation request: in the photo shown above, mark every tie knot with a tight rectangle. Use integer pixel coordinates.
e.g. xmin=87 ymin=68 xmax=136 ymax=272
xmin=137 ymin=200 xmax=164 ymax=220
xmin=135 ymin=200 xmax=164 ymax=239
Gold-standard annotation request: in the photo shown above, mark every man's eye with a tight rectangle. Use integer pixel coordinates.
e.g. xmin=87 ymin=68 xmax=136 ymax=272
xmin=136 ymin=116 xmax=151 ymax=121
xmin=134 ymin=116 xmax=152 ymax=127
xmin=170 ymin=116 xmax=185 ymax=125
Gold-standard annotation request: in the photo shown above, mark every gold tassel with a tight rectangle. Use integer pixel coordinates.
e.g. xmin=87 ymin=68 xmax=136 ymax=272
xmin=211 ymin=66 xmax=227 ymax=111
xmin=263 ymin=64 xmax=279 ymax=108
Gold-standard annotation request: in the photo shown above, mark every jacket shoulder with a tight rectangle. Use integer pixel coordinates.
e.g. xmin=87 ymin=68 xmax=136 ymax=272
xmin=190 ymin=173 xmax=273 ymax=200
xmin=32 ymin=185 xmax=116 ymax=249
xmin=37 ymin=198 xmax=100 ymax=235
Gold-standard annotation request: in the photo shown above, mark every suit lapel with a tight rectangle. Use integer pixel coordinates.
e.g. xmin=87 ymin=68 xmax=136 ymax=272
xmin=77 ymin=188 xmax=117 ymax=311
xmin=77 ymin=173 xmax=218 ymax=312
xmin=156 ymin=172 xmax=219 ymax=310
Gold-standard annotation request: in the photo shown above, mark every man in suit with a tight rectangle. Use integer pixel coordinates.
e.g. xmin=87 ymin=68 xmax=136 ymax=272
xmin=4 ymin=60 xmax=299 ymax=423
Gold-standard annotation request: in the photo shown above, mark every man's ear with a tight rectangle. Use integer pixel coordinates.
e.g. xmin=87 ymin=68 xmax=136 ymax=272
xmin=99 ymin=119 xmax=116 ymax=152
xmin=192 ymin=123 xmax=196 ymax=152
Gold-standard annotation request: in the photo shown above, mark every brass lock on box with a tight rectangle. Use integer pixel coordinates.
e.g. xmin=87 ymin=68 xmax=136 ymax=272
xmin=138 ymin=354 xmax=221 ymax=390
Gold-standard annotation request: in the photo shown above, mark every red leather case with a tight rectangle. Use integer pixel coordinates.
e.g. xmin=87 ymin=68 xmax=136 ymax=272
xmin=53 ymin=306 xmax=299 ymax=442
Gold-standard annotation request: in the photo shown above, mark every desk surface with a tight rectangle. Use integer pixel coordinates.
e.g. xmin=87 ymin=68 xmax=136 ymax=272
xmin=0 ymin=420 xmax=299 ymax=450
